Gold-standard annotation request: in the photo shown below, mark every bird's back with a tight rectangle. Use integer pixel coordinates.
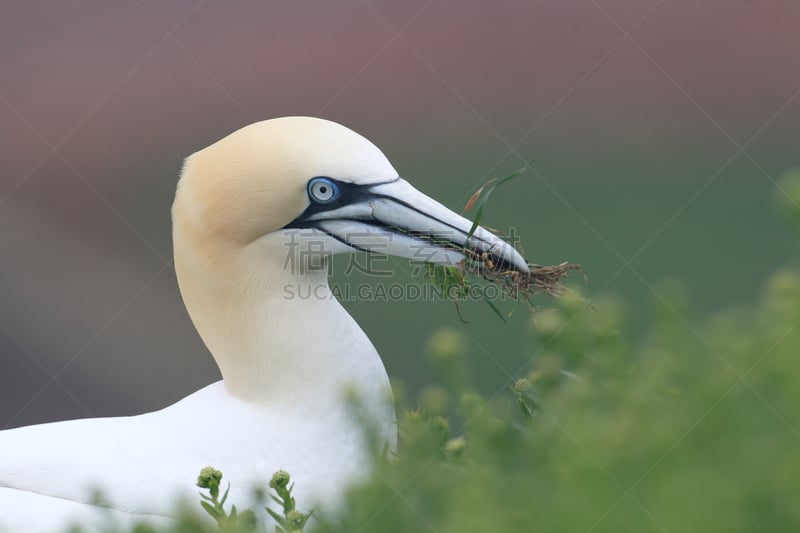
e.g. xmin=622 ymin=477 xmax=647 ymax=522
xmin=0 ymin=381 xmax=384 ymax=531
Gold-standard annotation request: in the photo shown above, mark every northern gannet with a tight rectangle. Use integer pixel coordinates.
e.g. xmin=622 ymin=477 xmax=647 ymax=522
xmin=0 ymin=117 xmax=528 ymax=531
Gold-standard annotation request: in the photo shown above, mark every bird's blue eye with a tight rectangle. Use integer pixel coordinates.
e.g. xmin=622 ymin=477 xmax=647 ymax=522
xmin=308 ymin=177 xmax=339 ymax=204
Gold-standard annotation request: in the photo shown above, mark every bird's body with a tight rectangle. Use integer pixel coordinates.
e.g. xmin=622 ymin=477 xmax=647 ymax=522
xmin=0 ymin=381 xmax=381 ymax=531
xmin=0 ymin=117 xmax=527 ymax=531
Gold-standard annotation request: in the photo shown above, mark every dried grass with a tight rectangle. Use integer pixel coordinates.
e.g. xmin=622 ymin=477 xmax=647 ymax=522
xmin=463 ymin=249 xmax=583 ymax=301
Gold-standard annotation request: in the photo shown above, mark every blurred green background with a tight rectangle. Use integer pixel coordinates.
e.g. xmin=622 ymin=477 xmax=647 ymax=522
xmin=1 ymin=0 xmax=798 ymax=431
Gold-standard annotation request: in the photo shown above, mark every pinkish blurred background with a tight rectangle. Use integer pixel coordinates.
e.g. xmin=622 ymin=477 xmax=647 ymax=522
xmin=1 ymin=0 xmax=798 ymax=427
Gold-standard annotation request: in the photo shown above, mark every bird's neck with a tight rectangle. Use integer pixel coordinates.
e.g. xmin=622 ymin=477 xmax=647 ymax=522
xmin=174 ymin=232 xmax=392 ymax=411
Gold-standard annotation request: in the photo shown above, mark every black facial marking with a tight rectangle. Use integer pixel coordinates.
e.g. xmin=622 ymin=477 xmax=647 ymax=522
xmin=284 ymin=177 xmax=399 ymax=228
xmin=281 ymin=176 xmax=516 ymax=269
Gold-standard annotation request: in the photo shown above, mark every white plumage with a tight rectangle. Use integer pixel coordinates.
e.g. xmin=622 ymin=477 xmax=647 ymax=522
xmin=0 ymin=117 xmax=527 ymax=531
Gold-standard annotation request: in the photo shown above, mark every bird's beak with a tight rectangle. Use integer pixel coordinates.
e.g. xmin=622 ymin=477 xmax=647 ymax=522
xmin=285 ymin=178 xmax=530 ymax=273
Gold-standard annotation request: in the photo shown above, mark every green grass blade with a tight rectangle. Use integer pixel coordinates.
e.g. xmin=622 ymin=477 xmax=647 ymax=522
xmin=485 ymin=299 xmax=508 ymax=323
xmin=467 ymin=158 xmax=535 ymax=239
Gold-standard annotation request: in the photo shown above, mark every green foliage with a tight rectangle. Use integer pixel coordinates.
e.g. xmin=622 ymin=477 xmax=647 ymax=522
xmin=425 ymin=262 xmax=471 ymax=302
xmin=195 ymin=467 xmax=256 ymax=533
xmin=115 ymin=468 xmax=311 ymax=533
xmin=464 ymin=159 xmax=535 ymax=239
xmin=427 ymin=159 xmax=582 ymax=323
xmin=69 ymin=184 xmax=800 ymax=532
xmin=73 ymin=263 xmax=800 ymax=533
xmin=266 ymin=471 xmax=313 ymax=533
xmin=314 ymin=267 xmax=800 ymax=532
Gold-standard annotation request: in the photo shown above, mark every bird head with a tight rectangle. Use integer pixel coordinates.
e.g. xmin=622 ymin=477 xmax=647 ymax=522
xmin=173 ymin=116 xmax=528 ymax=278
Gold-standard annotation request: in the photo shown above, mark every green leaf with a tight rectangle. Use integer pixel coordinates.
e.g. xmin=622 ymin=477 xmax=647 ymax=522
xmin=283 ymin=494 xmax=295 ymax=513
xmin=485 ymin=299 xmax=508 ymax=323
xmin=200 ymin=500 xmax=222 ymax=519
xmin=467 ymin=159 xmax=535 ymax=239
xmin=266 ymin=507 xmax=285 ymax=525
